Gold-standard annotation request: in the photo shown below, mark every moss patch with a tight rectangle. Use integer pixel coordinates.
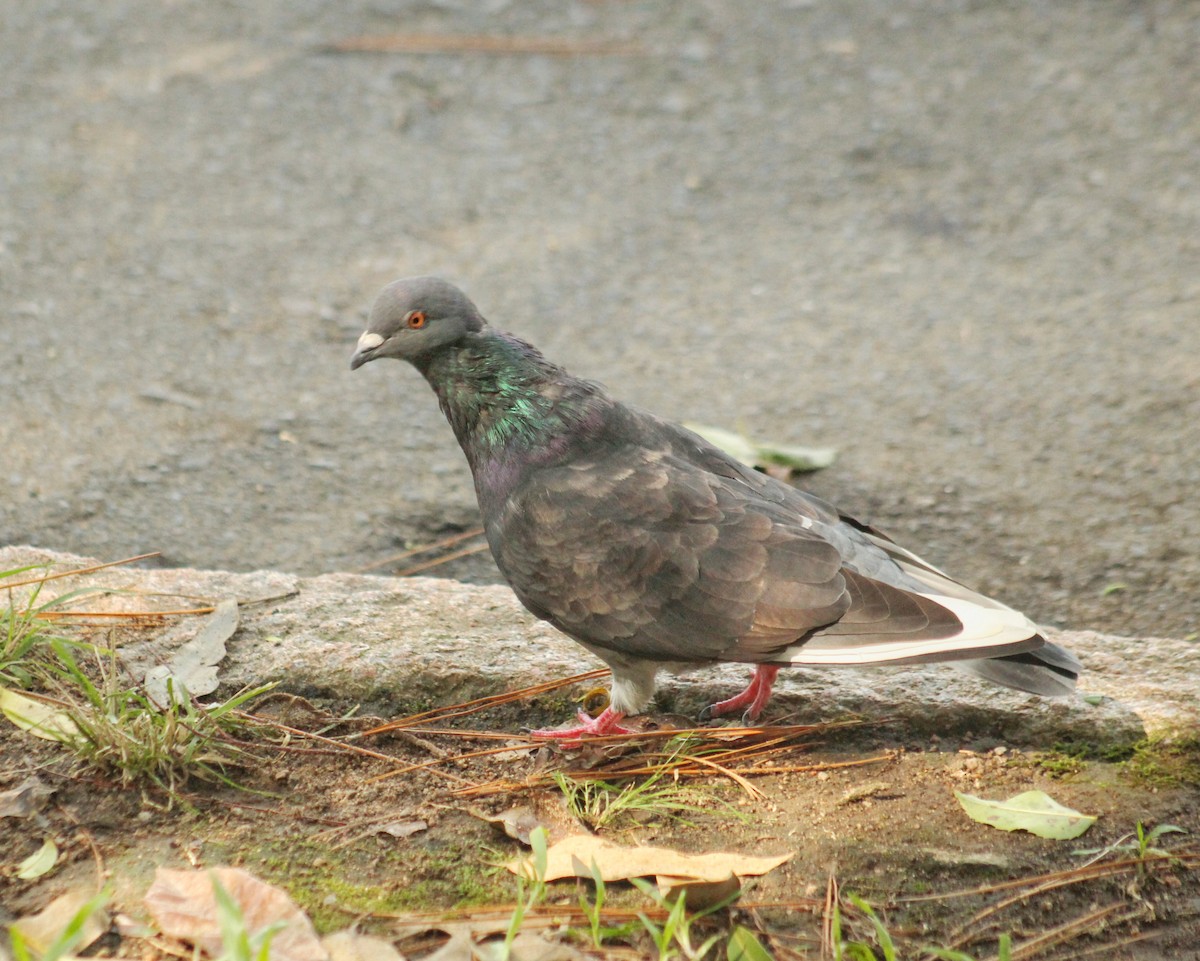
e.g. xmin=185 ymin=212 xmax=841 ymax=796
xmin=1123 ymin=732 xmax=1200 ymax=789
xmin=212 ymin=831 xmax=511 ymax=933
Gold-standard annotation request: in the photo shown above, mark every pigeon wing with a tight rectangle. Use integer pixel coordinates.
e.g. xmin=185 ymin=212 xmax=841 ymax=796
xmin=487 ymin=439 xmax=852 ymax=663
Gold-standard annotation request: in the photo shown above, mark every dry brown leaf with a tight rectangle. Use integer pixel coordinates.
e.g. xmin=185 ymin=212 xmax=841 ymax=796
xmin=508 ymin=834 xmax=791 ymax=883
xmin=395 ymin=915 xmax=577 ymax=961
xmin=420 ymin=924 xmax=477 ymax=961
xmin=657 ymin=873 xmax=743 ymax=910
xmin=476 ymin=805 xmax=544 ymax=844
xmin=322 ymin=929 xmax=408 ymax=961
xmin=377 ymin=819 xmax=428 ymax=839
xmin=10 ymin=888 xmax=109 ymax=956
xmin=473 ymin=791 xmax=581 ymax=845
xmin=144 ymin=866 xmax=325 ymax=961
xmin=490 ymin=932 xmax=582 ymax=960
xmin=144 ymin=597 xmax=239 ymax=705
xmin=114 ymin=913 xmax=157 ymax=938
xmin=0 ymin=775 xmax=55 ymax=818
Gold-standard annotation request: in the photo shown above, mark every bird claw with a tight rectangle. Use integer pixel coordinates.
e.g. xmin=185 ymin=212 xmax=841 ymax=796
xmin=529 ymin=706 xmax=631 ymax=745
xmin=699 ymin=665 xmax=780 ymax=724
xmin=698 ymin=699 xmax=761 ymax=724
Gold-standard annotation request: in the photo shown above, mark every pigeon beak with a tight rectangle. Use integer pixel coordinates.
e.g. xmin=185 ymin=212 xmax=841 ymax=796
xmin=350 ymin=331 xmax=386 ymax=370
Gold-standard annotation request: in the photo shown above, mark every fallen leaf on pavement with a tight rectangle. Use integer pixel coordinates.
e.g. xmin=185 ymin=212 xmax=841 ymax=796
xmin=727 ymin=925 xmax=774 ymax=961
xmin=508 ymin=834 xmax=791 ymax=884
xmin=323 ymin=928 xmax=408 ymax=961
xmin=16 ymin=837 xmax=59 ymax=879
xmin=685 ymin=423 xmax=836 ymax=475
xmin=378 ymin=819 xmax=428 ymax=839
xmin=955 ymin=789 xmax=1097 ymax=840
xmin=656 ymin=873 xmax=743 ymax=910
xmin=145 ymin=866 xmax=325 ymax=961
xmin=10 ymin=888 xmax=109 ymax=956
xmin=0 ymin=688 xmax=81 ymax=742
xmin=0 ymin=775 xmax=55 ymax=818
xmin=144 ymin=597 xmax=239 ymax=705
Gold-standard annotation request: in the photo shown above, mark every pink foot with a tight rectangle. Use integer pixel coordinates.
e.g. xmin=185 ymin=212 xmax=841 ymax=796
xmin=531 ymin=706 xmax=631 ymax=744
xmin=701 ymin=665 xmax=780 ymax=722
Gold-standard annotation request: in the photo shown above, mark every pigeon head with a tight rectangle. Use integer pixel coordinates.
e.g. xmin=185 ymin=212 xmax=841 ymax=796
xmin=350 ymin=276 xmax=486 ymax=370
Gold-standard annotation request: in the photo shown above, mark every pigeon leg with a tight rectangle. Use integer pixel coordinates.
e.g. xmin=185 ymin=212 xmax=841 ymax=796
xmin=530 ymin=706 xmax=631 ymax=742
xmin=700 ymin=665 xmax=780 ymax=722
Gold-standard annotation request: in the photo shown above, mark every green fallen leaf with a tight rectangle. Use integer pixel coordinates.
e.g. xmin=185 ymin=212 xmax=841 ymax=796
xmin=0 ymin=688 xmax=81 ymax=743
xmin=17 ymin=837 xmax=59 ymax=880
xmin=685 ymin=423 xmax=836 ymax=474
xmin=727 ymin=924 xmax=774 ymax=961
xmin=955 ymin=789 xmax=1096 ymax=840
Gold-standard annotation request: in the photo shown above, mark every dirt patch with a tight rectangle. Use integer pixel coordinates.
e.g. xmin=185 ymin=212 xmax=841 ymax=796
xmin=4 ymin=676 xmax=1198 ymax=959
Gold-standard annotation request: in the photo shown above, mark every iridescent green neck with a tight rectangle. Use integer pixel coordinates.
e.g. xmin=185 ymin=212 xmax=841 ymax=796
xmin=417 ymin=330 xmax=602 ymax=468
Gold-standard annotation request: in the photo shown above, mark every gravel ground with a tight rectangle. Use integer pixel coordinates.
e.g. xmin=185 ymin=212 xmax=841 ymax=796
xmin=3 ymin=0 xmax=1198 ymax=640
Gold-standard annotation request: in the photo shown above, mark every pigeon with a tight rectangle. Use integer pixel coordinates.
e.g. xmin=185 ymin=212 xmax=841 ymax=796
xmin=350 ymin=277 xmax=1080 ymax=740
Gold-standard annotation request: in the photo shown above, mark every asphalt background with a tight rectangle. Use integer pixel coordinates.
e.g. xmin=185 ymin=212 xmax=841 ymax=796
xmin=3 ymin=0 xmax=1197 ymax=639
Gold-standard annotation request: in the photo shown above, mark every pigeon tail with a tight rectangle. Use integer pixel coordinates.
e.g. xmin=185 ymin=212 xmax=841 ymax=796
xmin=955 ymin=641 xmax=1081 ymax=697
xmin=779 ymin=590 xmax=1042 ymax=666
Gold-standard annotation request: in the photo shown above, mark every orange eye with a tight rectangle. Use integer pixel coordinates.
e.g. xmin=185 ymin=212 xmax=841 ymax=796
xmin=406 ymin=310 xmax=427 ymax=329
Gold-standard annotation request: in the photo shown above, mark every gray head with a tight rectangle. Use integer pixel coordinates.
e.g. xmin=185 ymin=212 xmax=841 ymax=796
xmin=350 ymin=276 xmax=486 ymax=370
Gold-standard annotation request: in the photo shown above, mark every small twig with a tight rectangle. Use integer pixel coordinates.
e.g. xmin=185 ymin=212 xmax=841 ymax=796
xmin=1007 ymin=900 xmax=1151 ymax=960
xmin=380 ymin=901 xmax=668 ymax=927
xmin=325 ymin=33 xmax=641 ymax=57
xmin=821 ymin=870 xmax=839 ymax=960
xmin=353 ymin=527 xmax=486 ymax=573
xmin=900 ymin=850 xmax=1200 ymax=903
xmin=2 ymin=552 xmax=161 ymax=591
xmin=732 ymin=756 xmax=891 ymax=777
xmin=29 ymin=589 xmax=298 ymax=621
xmin=449 ymin=750 xmax=890 ymax=801
xmin=574 ymin=751 xmax=890 ymax=781
xmin=55 ymin=803 xmax=106 ymax=886
xmin=1048 ymin=928 xmax=1165 ymax=960
xmin=239 ymin=713 xmax=477 ymax=787
xmin=383 ymin=729 xmax=452 ymax=759
xmin=101 ymin=589 xmax=215 ymax=602
xmin=633 ymin=749 xmax=766 ymax=799
xmin=934 ymin=851 xmax=1198 ymax=955
xmin=553 ymin=741 xmax=775 ymax=800
xmin=393 ymin=542 xmax=492 ymax=577
xmin=243 ymin=714 xmax=429 ymax=765
xmin=38 ymin=608 xmax=214 ymax=619
xmin=387 ymin=727 xmax=543 ymax=741
xmin=237 ymin=590 xmax=302 ymax=608
xmin=367 ymin=742 xmax=533 ymax=784
xmin=188 ymin=795 xmax=348 ymax=828
xmin=1073 ymin=832 xmax=1136 ymax=869
xmin=357 ymin=669 xmax=609 ymax=735
xmin=515 ymin=720 xmax=850 ymax=747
